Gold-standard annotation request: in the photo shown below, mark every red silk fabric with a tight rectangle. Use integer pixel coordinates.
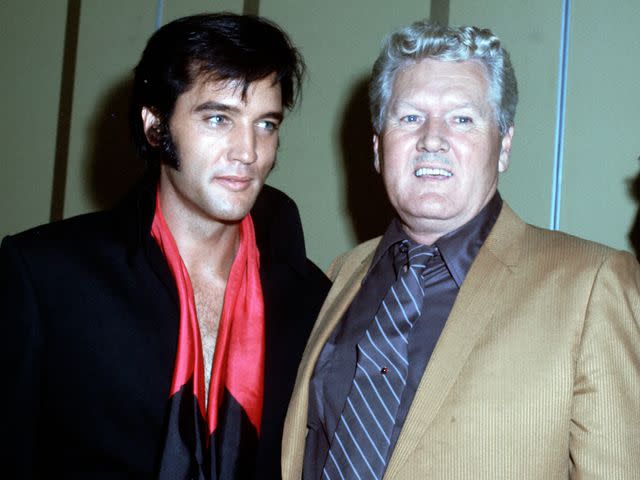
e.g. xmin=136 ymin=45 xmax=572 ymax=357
xmin=151 ymin=192 xmax=265 ymax=435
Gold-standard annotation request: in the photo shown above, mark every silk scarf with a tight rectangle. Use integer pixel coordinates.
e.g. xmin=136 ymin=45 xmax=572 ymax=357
xmin=151 ymin=192 xmax=265 ymax=479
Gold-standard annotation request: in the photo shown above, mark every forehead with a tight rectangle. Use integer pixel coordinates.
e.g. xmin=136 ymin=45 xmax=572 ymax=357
xmin=391 ymin=58 xmax=490 ymax=106
xmin=177 ymin=73 xmax=282 ymax=109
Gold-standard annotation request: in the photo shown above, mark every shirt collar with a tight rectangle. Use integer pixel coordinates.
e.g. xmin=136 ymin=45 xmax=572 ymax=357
xmin=436 ymin=192 xmax=502 ymax=287
xmin=366 ymin=192 xmax=503 ymax=287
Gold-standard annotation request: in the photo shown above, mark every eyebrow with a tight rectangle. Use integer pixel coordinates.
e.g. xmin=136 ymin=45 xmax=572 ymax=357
xmin=262 ymin=111 xmax=284 ymax=122
xmin=194 ymin=101 xmax=284 ymax=122
xmin=451 ymin=102 xmax=485 ymax=112
xmin=194 ymin=101 xmax=238 ymax=113
xmin=394 ymin=100 xmax=482 ymax=110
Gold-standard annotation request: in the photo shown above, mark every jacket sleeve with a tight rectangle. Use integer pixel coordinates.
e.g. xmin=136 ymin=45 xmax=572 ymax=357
xmin=1 ymin=236 xmax=43 ymax=478
xmin=569 ymin=250 xmax=640 ymax=479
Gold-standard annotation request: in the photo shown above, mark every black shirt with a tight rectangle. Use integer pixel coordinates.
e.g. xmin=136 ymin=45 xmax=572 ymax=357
xmin=303 ymin=193 xmax=503 ymax=479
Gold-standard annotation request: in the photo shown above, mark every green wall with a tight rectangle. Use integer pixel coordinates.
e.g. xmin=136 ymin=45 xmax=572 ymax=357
xmin=561 ymin=0 xmax=640 ymax=251
xmin=64 ymin=0 xmax=244 ymax=219
xmin=1 ymin=1 xmax=66 ymax=235
xmin=262 ymin=0 xmax=431 ymax=269
xmin=2 ymin=0 xmax=639 ymax=271
xmin=449 ymin=0 xmax=561 ymax=230
xmin=449 ymin=0 xmax=640 ymax=254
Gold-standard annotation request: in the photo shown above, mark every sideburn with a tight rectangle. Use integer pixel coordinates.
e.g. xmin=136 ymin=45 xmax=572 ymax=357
xmin=155 ymin=120 xmax=181 ymax=170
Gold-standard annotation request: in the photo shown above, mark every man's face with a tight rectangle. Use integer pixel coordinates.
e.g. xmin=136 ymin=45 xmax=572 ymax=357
xmin=143 ymin=74 xmax=282 ymax=227
xmin=374 ymin=59 xmax=514 ymax=243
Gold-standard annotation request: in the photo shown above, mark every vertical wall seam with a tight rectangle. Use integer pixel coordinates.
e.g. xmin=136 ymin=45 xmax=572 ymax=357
xmin=243 ymin=0 xmax=260 ymax=15
xmin=429 ymin=0 xmax=450 ymax=25
xmin=155 ymin=0 xmax=165 ymax=30
xmin=550 ymin=0 xmax=571 ymax=230
xmin=50 ymin=0 xmax=82 ymax=222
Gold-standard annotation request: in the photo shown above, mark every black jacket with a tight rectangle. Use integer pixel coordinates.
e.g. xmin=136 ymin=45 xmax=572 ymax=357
xmin=1 ymin=178 xmax=330 ymax=479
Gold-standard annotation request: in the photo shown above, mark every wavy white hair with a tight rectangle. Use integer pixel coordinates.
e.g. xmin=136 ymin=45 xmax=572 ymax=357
xmin=370 ymin=21 xmax=518 ymax=135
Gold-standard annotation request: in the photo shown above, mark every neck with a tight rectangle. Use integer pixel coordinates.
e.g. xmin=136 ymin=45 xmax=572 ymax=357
xmin=400 ymin=220 xmax=446 ymax=246
xmin=159 ymin=192 xmax=240 ymax=281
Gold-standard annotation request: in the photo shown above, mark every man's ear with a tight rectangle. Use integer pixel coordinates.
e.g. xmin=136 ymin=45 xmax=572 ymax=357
xmin=141 ymin=107 xmax=161 ymax=147
xmin=373 ymin=134 xmax=381 ymax=173
xmin=498 ymin=126 xmax=514 ymax=173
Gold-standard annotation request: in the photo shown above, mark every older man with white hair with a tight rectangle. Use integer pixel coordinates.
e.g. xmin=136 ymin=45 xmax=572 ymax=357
xmin=282 ymin=20 xmax=640 ymax=480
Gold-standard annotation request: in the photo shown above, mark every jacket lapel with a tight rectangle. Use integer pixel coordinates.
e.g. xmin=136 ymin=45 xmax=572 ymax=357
xmin=384 ymin=204 xmax=524 ymax=478
xmin=282 ymin=241 xmax=379 ymax=478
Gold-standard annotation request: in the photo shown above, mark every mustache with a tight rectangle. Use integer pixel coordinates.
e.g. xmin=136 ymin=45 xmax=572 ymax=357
xmin=412 ymin=153 xmax=452 ymax=166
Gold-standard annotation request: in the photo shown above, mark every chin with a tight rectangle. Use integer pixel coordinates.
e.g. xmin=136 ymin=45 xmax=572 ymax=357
xmin=200 ymin=201 xmax=250 ymax=224
xmin=216 ymin=208 xmax=252 ymax=224
xmin=405 ymin=197 xmax=452 ymax=218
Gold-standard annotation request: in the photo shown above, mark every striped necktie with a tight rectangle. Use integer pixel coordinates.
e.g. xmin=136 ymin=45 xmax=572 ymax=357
xmin=323 ymin=240 xmax=435 ymax=480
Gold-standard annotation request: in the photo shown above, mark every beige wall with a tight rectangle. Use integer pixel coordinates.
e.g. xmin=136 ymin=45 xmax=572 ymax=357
xmin=449 ymin=0 xmax=561 ymax=230
xmin=1 ymin=1 xmax=66 ymax=234
xmin=2 ymin=0 xmax=639 ymax=270
xmin=64 ymin=0 xmax=244 ymax=219
xmin=63 ymin=1 xmax=156 ymax=219
xmin=449 ymin=0 xmax=640 ymax=254
xmin=262 ymin=0 xmax=431 ymax=269
xmin=560 ymin=0 xmax=640 ymax=251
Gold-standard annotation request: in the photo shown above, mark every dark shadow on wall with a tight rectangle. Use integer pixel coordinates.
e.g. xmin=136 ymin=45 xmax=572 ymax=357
xmin=243 ymin=0 xmax=260 ymax=15
xmin=85 ymin=74 xmax=144 ymax=210
xmin=338 ymin=76 xmax=395 ymax=243
xmin=50 ymin=0 xmax=81 ymax=222
xmin=429 ymin=0 xmax=450 ymax=25
xmin=627 ymin=158 xmax=640 ymax=260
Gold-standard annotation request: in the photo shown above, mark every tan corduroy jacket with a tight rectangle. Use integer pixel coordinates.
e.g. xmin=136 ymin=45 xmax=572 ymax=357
xmin=282 ymin=203 xmax=640 ymax=479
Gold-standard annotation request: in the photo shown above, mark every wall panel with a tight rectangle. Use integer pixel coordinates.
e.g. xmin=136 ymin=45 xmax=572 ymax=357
xmin=63 ymin=1 xmax=157 ymax=218
xmin=449 ymin=0 xmax=562 ymax=230
xmin=560 ymin=0 xmax=640 ymax=252
xmin=162 ymin=0 xmax=242 ymax=22
xmin=3 ymin=1 xmax=637 ymax=262
xmin=261 ymin=0 xmax=431 ymax=269
xmin=0 ymin=1 xmax=66 ymax=237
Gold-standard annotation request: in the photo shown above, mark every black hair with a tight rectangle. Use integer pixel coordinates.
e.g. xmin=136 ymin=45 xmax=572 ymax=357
xmin=130 ymin=12 xmax=305 ymax=167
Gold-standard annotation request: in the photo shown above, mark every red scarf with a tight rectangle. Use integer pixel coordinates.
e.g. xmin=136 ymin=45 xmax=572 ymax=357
xmin=151 ymin=191 xmax=265 ymax=478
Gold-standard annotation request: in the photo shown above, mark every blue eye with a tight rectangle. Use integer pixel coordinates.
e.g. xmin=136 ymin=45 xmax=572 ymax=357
xmin=455 ymin=116 xmax=473 ymax=124
xmin=402 ymin=114 xmax=420 ymax=123
xmin=257 ymin=120 xmax=279 ymax=131
xmin=208 ymin=115 xmax=227 ymax=125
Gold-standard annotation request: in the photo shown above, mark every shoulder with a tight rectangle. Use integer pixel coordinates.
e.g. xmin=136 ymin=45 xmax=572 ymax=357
xmin=0 ymin=195 xmax=144 ymax=281
xmin=252 ymin=185 xmax=329 ymax=285
xmin=327 ymin=237 xmax=381 ymax=281
xmin=534 ymin=227 xmax=640 ymax=298
xmin=479 ymin=204 xmax=640 ymax=326
xmin=2 ymin=180 xmax=150 ymax=260
xmin=252 ymin=184 xmax=300 ymax=225
xmin=252 ymin=185 xmax=302 ymax=244
xmin=3 ymin=210 xmax=116 ymax=255
xmin=522 ymin=223 xmax=636 ymax=271
xmin=491 ymin=202 xmax=636 ymax=274
xmin=1 ymin=211 xmax=121 ymax=308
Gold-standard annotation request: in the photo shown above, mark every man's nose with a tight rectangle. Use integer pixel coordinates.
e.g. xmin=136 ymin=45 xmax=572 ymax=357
xmin=416 ymin=118 xmax=450 ymax=153
xmin=230 ymin=124 xmax=258 ymax=164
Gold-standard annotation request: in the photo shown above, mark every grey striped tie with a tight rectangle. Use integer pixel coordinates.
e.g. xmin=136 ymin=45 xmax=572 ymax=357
xmin=323 ymin=240 xmax=434 ymax=480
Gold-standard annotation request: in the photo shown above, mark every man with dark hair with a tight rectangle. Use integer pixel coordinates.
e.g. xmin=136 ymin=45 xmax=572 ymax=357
xmin=1 ymin=13 xmax=330 ymax=479
xmin=282 ymin=20 xmax=640 ymax=479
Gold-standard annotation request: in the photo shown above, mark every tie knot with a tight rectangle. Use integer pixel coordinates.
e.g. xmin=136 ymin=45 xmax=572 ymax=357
xmin=397 ymin=240 xmax=436 ymax=272
xmin=408 ymin=243 xmax=435 ymax=266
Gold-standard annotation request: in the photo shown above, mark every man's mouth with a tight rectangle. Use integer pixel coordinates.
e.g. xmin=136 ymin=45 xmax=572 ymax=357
xmin=215 ymin=175 xmax=253 ymax=190
xmin=414 ymin=167 xmax=453 ymax=178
